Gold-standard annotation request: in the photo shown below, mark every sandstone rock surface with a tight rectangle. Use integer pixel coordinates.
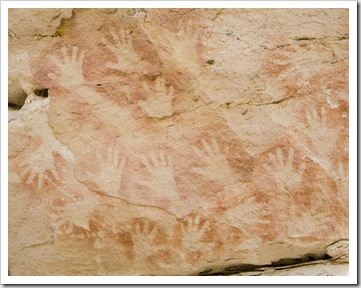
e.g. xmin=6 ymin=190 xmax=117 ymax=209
xmin=8 ymin=8 xmax=349 ymax=276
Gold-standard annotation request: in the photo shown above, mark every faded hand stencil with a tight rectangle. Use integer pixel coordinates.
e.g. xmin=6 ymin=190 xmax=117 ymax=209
xmin=101 ymin=29 xmax=144 ymax=72
xmin=83 ymin=147 xmax=126 ymax=198
xmin=181 ymin=215 xmax=213 ymax=252
xmin=48 ymin=46 xmax=85 ymax=89
xmin=19 ymin=142 xmax=60 ymax=189
xmin=304 ymin=106 xmax=339 ymax=170
xmin=10 ymin=9 xmax=349 ymax=275
xmin=132 ymin=221 xmax=163 ymax=257
xmin=139 ymin=151 xmax=178 ymax=200
xmin=263 ymin=147 xmax=306 ymax=194
xmin=139 ymin=76 xmax=174 ymax=118
xmin=192 ymin=138 xmax=233 ymax=183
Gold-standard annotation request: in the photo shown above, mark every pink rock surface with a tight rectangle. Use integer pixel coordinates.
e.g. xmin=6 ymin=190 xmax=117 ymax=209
xmin=8 ymin=8 xmax=349 ymax=276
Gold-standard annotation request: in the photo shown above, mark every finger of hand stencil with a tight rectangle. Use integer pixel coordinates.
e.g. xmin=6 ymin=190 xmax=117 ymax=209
xmin=263 ymin=164 xmax=273 ymax=175
xmin=176 ymin=19 xmax=183 ymax=36
xmin=118 ymin=158 xmax=126 ymax=172
xmin=183 ymin=21 xmax=190 ymax=35
xmin=192 ymin=27 xmax=200 ymax=41
xmin=20 ymin=164 xmax=30 ymax=175
xmin=150 ymin=152 xmax=160 ymax=168
xmin=194 ymin=215 xmax=200 ymax=226
xmin=167 ymin=155 xmax=173 ymax=168
xmin=180 ymin=222 xmax=187 ymax=235
xmin=201 ymin=138 xmax=214 ymax=157
xmin=27 ymin=171 xmax=36 ymax=184
xmin=112 ymin=149 xmax=119 ymax=167
xmin=199 ymin=220 xmax=210 ymax=235
xmin=187 ymin=217 xmax=194 ymax=233
xmin=299 ymin=162 xmax=306 ymax=174
xmin=143 ymin=221 xmax=150 ymax=235
xmin=107 ymin=147 xmax=113 ymax=164
xmin=138 ymin=179 xmax=152 ymax=190
xmin=155 ymin=76 xmax=161 ymax=92
xmin=50 ymin=164 xmax=60 ymax=180
xmin=268 ymin=153 xmax=277 ymax=167
xmin=211 ymin=138 xmax=220 ymax=154
xmin=77 ymin=50 xmax=85 ymax=68
xmin=192 ymin=167 xmax=206 ymax=177
xmin=47 ymin=72 xmax=57 ymax=80
xmin=142 ymin=81 xmax=152 ymax=95
xmin=310 ymin=108 xmax=318 ymax=122
xmin=124 ymin=29 xmax=129 ymax=45
xmin=149 ymin=226 xmax=158 ymax=241
xmin=276 ymin=147 xmax=284 ymax=166
xmin=135 ymin=223 xmax=141 ymax=235
xmin=71 ymin=46 xmax=78 ymax=63
xmin=49 ymin=55 xmax=64 ymax=69
xmin=101 ymin=38 xmax=117 ymax=53
xmin=141 ymin=156 xmax=152 ymax=171
xmin=159 ymin=150 xmax=166 ymax=167
xmin=287 ymin=147 xmax=294 ymax=168
xmin=305 ymin=110 xmax=312 ymax=126
xmin=38 ymin=173 xmax=44 ymax=189
xmin=104 ymin=62 xmax=120 ymax=70
xmin=110 ymin=28 xmax=122 ymax=48
xmin=61 ymin=46 xmax=70 ymax=64
xmin=159 ymin=77 xmax=166 ymax=93
xmin=96 ymin=151 xmax=105 ymax=165
xmin=224 ymin=144 xmax=230 ymax=155
xmin=192 ymin=146 xmax=206 ymax=160
xmin=338 ymin=162 xmax=346 ymax=178
xmin=168 ymin=85 xmax=174 ymax=98
xmin=321 ymin=107 xmax=327 ymax=127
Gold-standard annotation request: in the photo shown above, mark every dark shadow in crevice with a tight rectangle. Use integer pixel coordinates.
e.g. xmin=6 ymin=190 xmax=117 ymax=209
xmin=198 ymin=253 xmax=331 ymax=276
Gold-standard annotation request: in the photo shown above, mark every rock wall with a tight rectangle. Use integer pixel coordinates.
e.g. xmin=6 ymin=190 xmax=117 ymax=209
xmin=8 ymin=8 xmax=349 ymax=276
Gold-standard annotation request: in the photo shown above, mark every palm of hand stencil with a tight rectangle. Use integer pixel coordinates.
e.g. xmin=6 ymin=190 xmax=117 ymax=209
xmin=19 ymin=142 xmax=60 ymax=189
xmin=101 ymin=29 xmax=143 ymax=72
xmin=224 ymin=197 xmax=270 ymax=231
xmin=159 ymin=21 xmax=200 ymax=69
xmin=132 ymin=221 xmax=163 ymax=257
xmin=139 ymin=151 xmax=178 ymax=199
xmin=192 ymin=138 xmax=233 ymax=183
xmin=181 ymin=215 xmax=213 ymax=252
xmin=139 ymin=76 xmax=174 ymax=118
xmin=305 ymin=106 xmax=339 ymax=170
xmin=84 ymin=147 xmax=126 ymax=198
xmin=334 ymin=162 xmax=348 ymax=204
xmin=48 ymin=46 xmax=85 ymax=89
xmin=288 ymin=210 xmax=332 ymax=237
xmin=263 ymin=147 xmax=306 ymax=193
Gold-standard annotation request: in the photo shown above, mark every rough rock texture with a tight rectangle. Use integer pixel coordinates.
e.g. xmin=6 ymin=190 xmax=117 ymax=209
xmin=8 ymin=9 xmax=349 ymax=276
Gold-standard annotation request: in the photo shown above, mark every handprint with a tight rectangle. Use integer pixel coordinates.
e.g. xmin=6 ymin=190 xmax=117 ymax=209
xmin=101 ymin=28 xmax=143 ymax=72
xmin=334 ymin=162 xmax=348 ymax=204
xmin=181 ymin=215 xmax=213 ymax=252
xmin=19 ymin=141 xmax=60 ymax=189
xmin=156 ymin=21 xmax=200 ymax=71
xmin=192 ymin=138 xmax=233 ymax=183
xmin=138 ymin=76 xmax=174 ymax=118
xmin=48 ymin=46 xmax=85 ymax=89
xmin=304 ymin=106 xmax=339 ymax=170
xmin=132 ymin=221 xmax=162 ymax=257
xmin=139 ymin=151 xmax=178 ymax=199
xmin=84 ymin=147 xmax=126 ymax=198
xmin=263 ymin=147 xmax=306 ymax=193
xmin=287 ymin=210 xmax=332 ymax=238
xmin=224 ymin=197 xmax=270 ymax=230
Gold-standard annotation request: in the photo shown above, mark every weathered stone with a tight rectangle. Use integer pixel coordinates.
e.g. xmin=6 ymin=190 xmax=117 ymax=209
xmin=8 ymin=8 xmax=349 ymax=276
